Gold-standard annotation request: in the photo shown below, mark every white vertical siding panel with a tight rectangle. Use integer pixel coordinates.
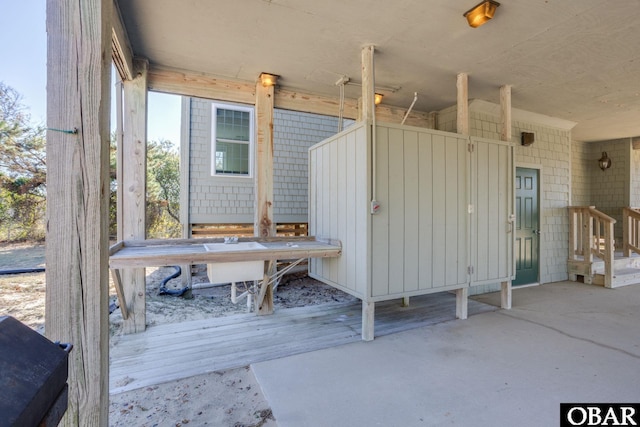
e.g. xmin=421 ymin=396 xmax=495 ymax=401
xmin=309 ymin=149 xmax=317 ymax=274
xmin=388 ymin=128 xmax=405 ymax=295
xmin=418 ymin=132 xmax=434 ymax=290
xmin=445 ymin=137 xmax=460 ymax=285
xmin=498 ymin=144 xmax=510 ymax=277
xmin=310 ymin=123 xmax=513 ymax=302
xmin=372 ymin=127 xmax=390 ymax=297
xmin=487 ymin=143 xmax=500 ymax=279
xmin=355 ymin=126 xmax=369 ymax=297
xmin=403 ymin=130 xmax=420 ymax=292
xmin=309 ymin=125 xmax=368 ymax=296
xmin=432 ymin=134 xmax=447 ymax=287
xmin=316 ymin=145 xmax=325 ymax=278
xmin=456 ymin=137 xmax=468 ymax=285
xmin=336 ymin=133 xmax=347 ymax=287
xmin=345 ymin=131 xmax=357 ymax=293
xmin=328 ymin=141 xmax=339 ymax=283
xmin=470 ymin=137 xmax=514 ymax=286
xmin=476 ymin=141 xmax=489 ymax=281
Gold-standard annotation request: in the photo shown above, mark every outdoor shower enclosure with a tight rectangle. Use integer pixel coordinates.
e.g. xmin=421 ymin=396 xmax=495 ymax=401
xmin=309 ymin=120 xmax=514 ymax=339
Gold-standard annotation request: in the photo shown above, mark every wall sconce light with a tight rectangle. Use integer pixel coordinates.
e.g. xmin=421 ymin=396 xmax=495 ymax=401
xmin=464 ymin=0 xmax=500 ymax=28
xmin=521 ymin=132 xmax=534 ymax=146
xmin=598 ymin=152 xmax=612 ymax=171
xmin=374 ymin=93 xmax=384 ymax=105
xmin=260 ymin=73 xmax=278 ymax=87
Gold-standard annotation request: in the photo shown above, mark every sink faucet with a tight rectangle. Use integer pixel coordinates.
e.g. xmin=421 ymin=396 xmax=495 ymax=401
xmin=224 ymin=236 xmax=239 ymax=244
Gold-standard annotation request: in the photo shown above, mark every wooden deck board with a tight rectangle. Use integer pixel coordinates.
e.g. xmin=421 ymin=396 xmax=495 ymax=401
xmin=109 ymin=293 xmax=496 ymax=394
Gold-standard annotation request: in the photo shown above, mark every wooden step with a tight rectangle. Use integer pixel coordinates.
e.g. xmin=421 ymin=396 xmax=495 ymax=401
xmin=591 ymin=254 xmax=640 ymax=272
xmin=593 ymin=268 xmax=640 ymax=288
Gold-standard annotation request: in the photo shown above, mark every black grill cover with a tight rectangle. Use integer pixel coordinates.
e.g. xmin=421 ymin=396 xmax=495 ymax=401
xmin=0 ymin=316 xmax=70 ymax=427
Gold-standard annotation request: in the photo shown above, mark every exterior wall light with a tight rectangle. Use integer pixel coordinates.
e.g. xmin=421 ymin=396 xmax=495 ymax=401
xmin=464 ymin=1 xmax=500 ymax=28
xmin=598 ymin=152 xmax=612 ymax=171
xmin=374 ymin=93 xmax=384 ymax=105
xmin=260 ymin=73 xmax=278 ymax=87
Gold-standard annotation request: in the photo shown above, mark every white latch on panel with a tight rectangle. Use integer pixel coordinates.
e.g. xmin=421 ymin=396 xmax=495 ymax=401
xmin=371 ymin=200 xmax=381 ymax=214
xmin=468 ymin=204 xmax=474 ymax=214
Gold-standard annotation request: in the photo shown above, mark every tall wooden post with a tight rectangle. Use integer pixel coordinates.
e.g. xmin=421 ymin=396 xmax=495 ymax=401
xmin=456 ymin=73 xmax=469 ymax=135
xmin=361 ymin=45 xmax=375 ymax=123
xmin=500 ymin=84 xmax=512 ymax=142
xmin=255 ymin=73 xmax=277 ymax=315
xmin=45 ymin=0 xmax=111 ymax=424
xmin=361 ymin=45 xmax=376 ymax=341
xmin=455 ymin=72 xmax=469 ymax=319
xmin=255 ymin=73 xmax=277 ymax=238
xmin=121 ymin=58 xmax=149 ymax=333
xmin=500 ymin=84 xmax=513 ymax=309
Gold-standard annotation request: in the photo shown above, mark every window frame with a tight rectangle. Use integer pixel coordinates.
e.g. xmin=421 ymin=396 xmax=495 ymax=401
xmin=210 ymin=102 xmax=255 ymax=178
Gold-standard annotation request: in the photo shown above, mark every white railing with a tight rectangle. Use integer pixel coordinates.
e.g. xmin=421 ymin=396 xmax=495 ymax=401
xmin=622 ymin=207 xmax=640 ymax=257
xmin=568 ymin=206 xmax=615 ymax=287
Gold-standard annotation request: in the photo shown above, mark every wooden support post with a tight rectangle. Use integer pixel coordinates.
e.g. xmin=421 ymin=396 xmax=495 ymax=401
xmin=583 ymin=210 xmax=594 ymax=263
xmin=604 ymin=221 xmax=614 ymax=288
xmin=257 ymin=260 xmax=275 ymax=315
xmin=115 ymin=76 xmax=124 ymax=240
xmin=623 ymin=209 xmax=630 ymax=257
xmin=179 ymin=97 xmax=192 ymax=289
xmin=455 ymin=287 xmax=468 ymax=320
xmin=45 ymin=0 xmax=111 ymax=424
xmin=255 ymin=73 xmax=277 ymax=238
xmin=361 ymin=45 xmax=375 ymax=123
xmin=362 ymin=300 xmax=375 ymax=341
xmin=428 ymin=111 xmax=438 ymax=130
xmin=109 ymin=269 xmax=129 ymax=319
xmin=121 ymin=58 xmax=148 ymax=333
xmin=500 ymin=85 xmax=512 ymax=142
xmin=501 ymin=280 xmax=512 ymax=310
xmin=255 ymin=73 xmax=277 ymax=314
xmin=456 ymin=73 xmax=469 ymax=136
xmin=500 ymin=85 xmax=513 ymax=310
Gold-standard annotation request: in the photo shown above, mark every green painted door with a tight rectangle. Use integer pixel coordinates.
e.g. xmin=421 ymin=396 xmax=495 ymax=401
xmin=514 ymin=168 xmax=539 ymax=286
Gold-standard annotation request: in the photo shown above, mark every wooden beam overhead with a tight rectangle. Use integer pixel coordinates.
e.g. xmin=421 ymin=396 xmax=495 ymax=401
xmin=111 ymin=0 xmax=133 ymax=80
xmin=45 ymin=0 xmax=112 ymax=423
xmin=275 ymin=87 xmax=359 ymax=120
xmin=148 ymin=66 xmax=256 ymax=105
xmin=148 ymin=65 xmax=434 ymax=127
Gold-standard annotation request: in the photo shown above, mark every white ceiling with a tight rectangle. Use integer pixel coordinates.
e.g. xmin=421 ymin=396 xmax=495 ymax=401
xmin=117 ymin=0 xmax=640 ymax=142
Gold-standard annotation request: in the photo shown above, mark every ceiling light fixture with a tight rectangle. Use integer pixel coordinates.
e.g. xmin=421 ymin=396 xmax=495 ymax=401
xmin=464 ymin=0 xmax=500 ymax=28
xmin=259 ymin=73 xmax=278 ymax=87
xmin=374 ymin=93 xmax=384 ymax=105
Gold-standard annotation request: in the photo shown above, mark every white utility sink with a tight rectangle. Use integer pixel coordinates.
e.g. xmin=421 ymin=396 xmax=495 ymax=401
xmin=203 ymin=241 xmax=266 ymax=252
xmin=203 ymin=242 xmax=266 ymax=283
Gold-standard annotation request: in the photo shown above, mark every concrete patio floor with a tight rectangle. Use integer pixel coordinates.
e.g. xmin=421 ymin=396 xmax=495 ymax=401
xmin=252 ymin=281 xmax=640 ymax=427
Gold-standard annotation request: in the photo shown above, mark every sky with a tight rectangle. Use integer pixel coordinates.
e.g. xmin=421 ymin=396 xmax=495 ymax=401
xmin=0 ymin=2 xmax=182 ymax=145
